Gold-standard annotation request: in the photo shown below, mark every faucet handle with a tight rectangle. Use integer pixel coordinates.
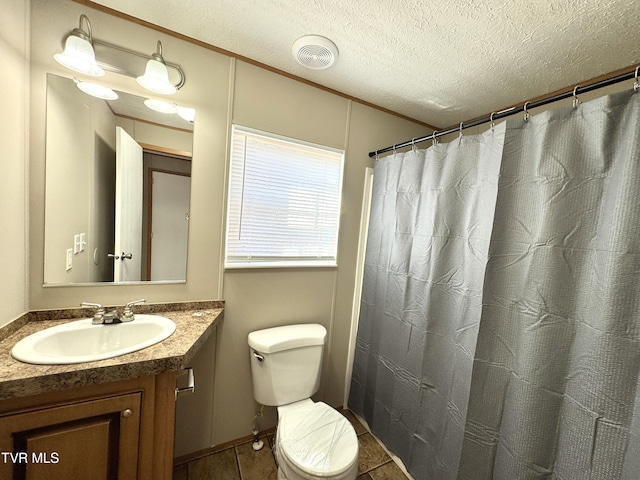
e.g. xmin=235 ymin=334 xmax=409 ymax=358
xmin=81 ymin=302 xmax=105 ymax=324
xmin=125 ymin=299 xmax=146 ymax=308
xmin=122 ymin=299 xmax=146 ymax=322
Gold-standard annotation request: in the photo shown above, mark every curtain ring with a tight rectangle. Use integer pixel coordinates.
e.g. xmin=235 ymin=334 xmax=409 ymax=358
xmin=572 ymin=85 xmax=581 ymax=108
xmin=411 ymin=137 xmax=418 ymax=153
xmin=523 ymin=102 xmax=531 ymax=121
xmin=432 ymin=130 xmax=438 ymax=146
xmin=458 ymin=122 xmax=464 ymax=137
xmin=490 ymin=112 xmax=496 ymax=130
xmin=634 ymin=66 xmax=639 ymax=92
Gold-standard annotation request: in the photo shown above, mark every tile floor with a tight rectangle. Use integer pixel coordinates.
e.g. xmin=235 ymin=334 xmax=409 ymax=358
xmin=173 ymin=409 xmax=412 ymax=480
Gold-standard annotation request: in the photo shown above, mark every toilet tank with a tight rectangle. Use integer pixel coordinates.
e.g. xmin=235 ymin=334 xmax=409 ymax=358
xmin=248 ymin=324 xmax=327 ymax=406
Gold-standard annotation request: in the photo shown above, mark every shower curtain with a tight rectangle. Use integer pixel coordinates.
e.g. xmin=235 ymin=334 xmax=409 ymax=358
xmin=349 ymin=88 xmax=640 ymax=480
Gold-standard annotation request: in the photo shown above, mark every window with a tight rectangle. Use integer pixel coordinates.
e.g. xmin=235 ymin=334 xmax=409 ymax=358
xmin=225 ymin=126 xmax=344 ymax=268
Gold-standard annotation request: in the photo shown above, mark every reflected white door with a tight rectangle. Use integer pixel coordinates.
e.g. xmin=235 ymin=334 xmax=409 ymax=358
xmin=150 ymin=171 xmax=190 ymax=280
xmin=114 ymin=127 xmax=143 ymax=282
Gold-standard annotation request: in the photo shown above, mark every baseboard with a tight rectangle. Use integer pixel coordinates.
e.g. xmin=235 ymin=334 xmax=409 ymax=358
xmin=173 ymin=426 xmax=277 ymax=466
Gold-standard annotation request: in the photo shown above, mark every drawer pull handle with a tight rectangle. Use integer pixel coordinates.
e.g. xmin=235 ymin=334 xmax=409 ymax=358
xmin=122 ymin=408 xmax=133 ymax=418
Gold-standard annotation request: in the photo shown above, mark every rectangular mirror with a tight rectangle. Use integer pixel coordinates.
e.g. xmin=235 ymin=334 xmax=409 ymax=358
xmin=44 ymin=73 xmax=194 ymax=285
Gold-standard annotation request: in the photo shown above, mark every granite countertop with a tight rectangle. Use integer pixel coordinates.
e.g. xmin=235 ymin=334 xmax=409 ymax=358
xmin=0 ymin=301 xmax=224 ymax=401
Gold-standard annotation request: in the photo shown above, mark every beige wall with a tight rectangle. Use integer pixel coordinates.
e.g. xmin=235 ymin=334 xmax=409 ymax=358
xmin=27 ymin=0 xmax=428 ymax=453
xmin=0 ymin=0 xmax=29 ymax=327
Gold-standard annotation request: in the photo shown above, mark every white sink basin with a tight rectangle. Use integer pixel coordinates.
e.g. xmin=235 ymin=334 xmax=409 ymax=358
xmin=11 ymin=314 xmax=176 ymax=365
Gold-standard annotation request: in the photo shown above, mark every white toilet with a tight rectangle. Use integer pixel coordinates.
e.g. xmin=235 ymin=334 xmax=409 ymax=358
xmin=248 ymin=324 xmax=359 ymax=480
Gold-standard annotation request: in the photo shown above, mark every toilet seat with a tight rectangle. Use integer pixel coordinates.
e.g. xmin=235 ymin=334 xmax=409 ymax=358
xmin=277 ymin=401 xmax=358 ymax=479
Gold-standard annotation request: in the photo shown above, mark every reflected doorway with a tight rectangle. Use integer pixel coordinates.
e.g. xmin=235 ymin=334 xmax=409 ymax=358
xmin=141 ymin=149 xmax=192 ymax=281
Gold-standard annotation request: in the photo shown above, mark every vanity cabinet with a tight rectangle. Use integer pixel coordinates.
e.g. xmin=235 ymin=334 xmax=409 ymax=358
xmin=0 ymin=371 xmax=176 ymax=480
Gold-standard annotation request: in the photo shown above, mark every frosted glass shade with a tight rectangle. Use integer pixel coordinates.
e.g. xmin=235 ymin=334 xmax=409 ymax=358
xmin=54 ymin=35 xmax=105 ymax=77
xmin=76 ymin=80 xmax=118 ymax=100
xmin=136 ymin=59 xmax=176 ymax=95
xmin=176 ymin=106 xmax=196 ymax=122
xmin=144 ymin=98 xmax=177 ymax=114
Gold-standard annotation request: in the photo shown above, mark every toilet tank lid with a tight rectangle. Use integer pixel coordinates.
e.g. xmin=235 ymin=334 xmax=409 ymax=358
xmin=248 ymin=324 xmax=326 ymax=353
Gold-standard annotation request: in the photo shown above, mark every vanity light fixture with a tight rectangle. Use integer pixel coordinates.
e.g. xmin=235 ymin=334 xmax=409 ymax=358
xmin=54 ymin=14 xmax=104 ymax=76
xmin=144 ymin=98 xmax=177 ymax=114
xmin=137 ymin=41 xmax=177 ymax=95
xmin=74 ymin=77 xmax=118 ymax=100
xmin=176 ymin=105 xmax=196 ymax=123
xmin=55 ymin=15 xmax=185 ymax=94
xmin=144 ymin=99 xmax=196 ymax=123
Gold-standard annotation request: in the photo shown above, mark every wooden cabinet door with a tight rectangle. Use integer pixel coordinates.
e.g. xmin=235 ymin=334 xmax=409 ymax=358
xmin=0 ymin=392 xmax=142 ymax=480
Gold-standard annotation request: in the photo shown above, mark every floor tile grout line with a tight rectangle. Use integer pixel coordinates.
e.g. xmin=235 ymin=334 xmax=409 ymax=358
xmin=233 ymin=444 xmax=242 ymax=480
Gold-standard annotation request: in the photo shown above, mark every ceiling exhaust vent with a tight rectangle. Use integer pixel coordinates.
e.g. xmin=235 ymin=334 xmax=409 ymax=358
xmin=292 ymin=35 xmax=338 ymax=70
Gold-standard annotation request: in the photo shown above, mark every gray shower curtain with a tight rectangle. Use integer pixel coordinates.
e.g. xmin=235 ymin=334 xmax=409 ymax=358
xmin=349 ymin=89 xmax=640 ymax=480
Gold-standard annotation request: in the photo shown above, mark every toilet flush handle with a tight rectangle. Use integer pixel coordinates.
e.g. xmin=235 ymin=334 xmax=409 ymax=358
xmin=253 ymin=350 xmax=264 ymax=362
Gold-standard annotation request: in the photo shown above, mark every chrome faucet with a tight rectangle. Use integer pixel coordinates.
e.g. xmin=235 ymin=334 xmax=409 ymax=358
xmin=81 ymin=299 xmax=146 ymax=324
xmin=81 ymin=302 xmax=107 ymax=325
xmin=122 ymin=299 xmax=146 ymax=322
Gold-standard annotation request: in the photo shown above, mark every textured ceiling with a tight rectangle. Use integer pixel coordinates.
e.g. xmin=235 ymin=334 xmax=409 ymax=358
xmin=88 ymin=0 xmax=640 ymax=129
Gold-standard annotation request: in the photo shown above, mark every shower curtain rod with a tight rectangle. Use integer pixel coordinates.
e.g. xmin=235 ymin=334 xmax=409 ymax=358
xmin=368 ymin=66 xmax=640 ymax=158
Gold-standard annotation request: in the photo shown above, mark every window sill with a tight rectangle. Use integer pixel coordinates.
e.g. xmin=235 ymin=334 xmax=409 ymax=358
xmin=224 ymin=261 xmax=338 ymax=270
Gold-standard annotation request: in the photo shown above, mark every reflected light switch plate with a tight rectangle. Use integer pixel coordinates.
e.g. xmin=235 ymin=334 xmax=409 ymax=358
xmin=79 ymin=233 xmax=86 ymax=252
xmin=73 ymin=234 xmax=81 ymax=254
xmin=66 ymin=248 xmax=73 ymax=271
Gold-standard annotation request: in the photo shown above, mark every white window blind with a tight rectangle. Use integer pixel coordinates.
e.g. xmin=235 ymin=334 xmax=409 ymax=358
xmin=225 ymin=126 xmax=344 ymax=268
